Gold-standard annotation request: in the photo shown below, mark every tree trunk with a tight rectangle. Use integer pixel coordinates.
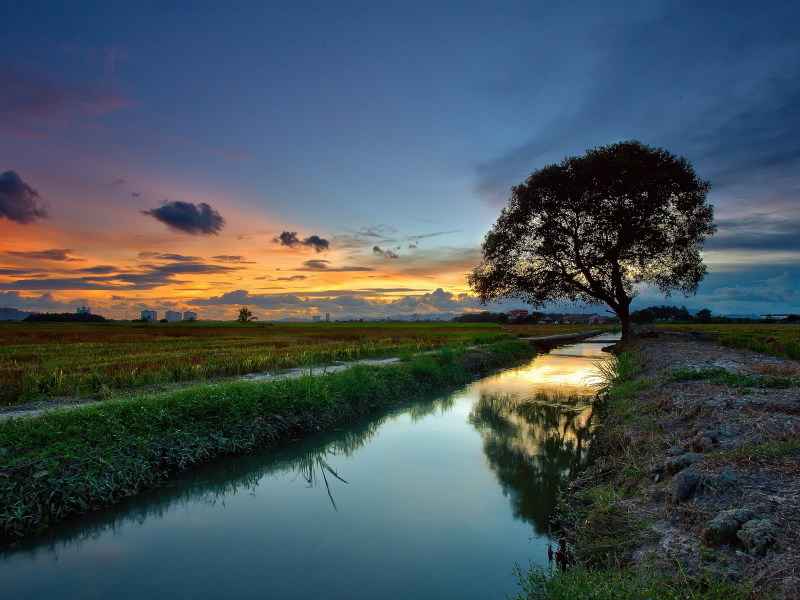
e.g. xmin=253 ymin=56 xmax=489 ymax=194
xmin=618 ymin=299 xmax=633 ymax=340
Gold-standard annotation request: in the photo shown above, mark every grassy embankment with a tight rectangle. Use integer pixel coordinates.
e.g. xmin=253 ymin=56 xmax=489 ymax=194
xmin=659 ymin=323 xmax=800 ymax=361
xmin=511 ymin=350 xmax=751 ymax=600
xmin=0 ymin=321 xmax=599 ymax=407
xmin=0 ymin=340 xmax=535 ymax=545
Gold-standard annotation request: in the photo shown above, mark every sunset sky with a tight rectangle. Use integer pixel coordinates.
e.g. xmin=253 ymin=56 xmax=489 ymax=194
xmin=2 ymin=1 xmax=798 ymax=320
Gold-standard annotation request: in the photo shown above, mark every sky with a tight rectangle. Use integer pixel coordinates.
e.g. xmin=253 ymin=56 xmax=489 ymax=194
xmin=1 ymin=0 xmax=798 ymax=320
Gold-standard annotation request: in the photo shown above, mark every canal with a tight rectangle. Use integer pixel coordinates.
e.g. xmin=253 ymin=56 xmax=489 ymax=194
xmin=1 ymin=334 xmax=618 ymax=599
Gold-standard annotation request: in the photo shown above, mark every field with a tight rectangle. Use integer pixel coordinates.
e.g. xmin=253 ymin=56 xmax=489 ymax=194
xmin=657 ymin=323 xmax=800 ymax=360
xmin=0 ymin=321 xmax=597 ymax=406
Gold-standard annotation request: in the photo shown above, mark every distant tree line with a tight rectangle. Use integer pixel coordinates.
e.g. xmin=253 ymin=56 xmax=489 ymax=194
xmin=23 ymin=313 xmax=109 ymax=323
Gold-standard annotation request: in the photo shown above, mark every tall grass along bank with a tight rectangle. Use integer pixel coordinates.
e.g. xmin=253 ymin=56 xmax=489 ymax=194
xmin=0 ymin=341 xmax=535 ymax=545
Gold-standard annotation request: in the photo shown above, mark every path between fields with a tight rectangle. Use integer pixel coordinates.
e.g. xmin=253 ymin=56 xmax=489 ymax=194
xmin=0 ymin=357 xmax=406 ymax=422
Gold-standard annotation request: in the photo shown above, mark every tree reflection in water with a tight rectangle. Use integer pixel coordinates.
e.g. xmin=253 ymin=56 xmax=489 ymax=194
xmin=469 ymin=391 xmax=595 ymax=535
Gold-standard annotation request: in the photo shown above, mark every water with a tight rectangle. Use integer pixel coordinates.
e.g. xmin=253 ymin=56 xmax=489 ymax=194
xmin=1 ymin=336 xmax=616 ymax=599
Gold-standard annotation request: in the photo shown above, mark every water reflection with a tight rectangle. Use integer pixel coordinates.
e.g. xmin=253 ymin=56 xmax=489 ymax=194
xmin=469 ymin=392 xmax=594 ymax=534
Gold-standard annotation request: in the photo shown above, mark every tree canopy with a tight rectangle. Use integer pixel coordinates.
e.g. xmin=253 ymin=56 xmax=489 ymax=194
xmin=237 ymin=306 xmax=257 ymax=323
xmin=468 ymin=141 xmax=715 ymax=338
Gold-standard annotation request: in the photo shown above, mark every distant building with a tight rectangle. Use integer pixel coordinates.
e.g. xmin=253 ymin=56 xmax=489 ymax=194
xmin=563 ymin=314 xmax=589 ymax=324
xmin=312 ymin=315 xmax=321 ymax=323
xmin=325 ymin=313 xmax=330 ymax=322
xmin=589 ymin=315 xmax=608 ymax=324
xmin=165 ymin=310 xmax=182 ymax=322
xmin=76 ymin=306 xmax=91 ymax=314
xmin=507 ymin=309 xmax=529 ymax=321
xmin=183 ymin=311 xmax=198 ymax=321
xmin=141 ymin=310 xmax=157 ymax=322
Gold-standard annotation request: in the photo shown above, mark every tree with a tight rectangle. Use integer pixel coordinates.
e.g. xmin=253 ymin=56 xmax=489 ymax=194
xmin=468 ymin=141 xmax=715 ymax=339
xmin=630 ymin=308 xmax=655 ymax=324
xmin=237 ymin=306 xmax=257 ymax=323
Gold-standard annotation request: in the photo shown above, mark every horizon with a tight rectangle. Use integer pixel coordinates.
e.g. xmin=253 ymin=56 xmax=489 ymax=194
xmin=2 ymin=2 xmax=798 ymax=320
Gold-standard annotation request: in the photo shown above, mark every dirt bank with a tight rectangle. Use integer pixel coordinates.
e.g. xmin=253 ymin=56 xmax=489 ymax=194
xmin=555 ymin=333 xmax=800 ymax=599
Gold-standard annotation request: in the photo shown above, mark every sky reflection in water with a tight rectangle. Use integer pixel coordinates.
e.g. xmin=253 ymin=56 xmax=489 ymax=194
xmin=1 ymin=338 xmax=612 ymax=600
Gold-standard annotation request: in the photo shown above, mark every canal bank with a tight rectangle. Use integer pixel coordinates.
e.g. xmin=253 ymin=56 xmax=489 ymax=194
xmin=1 ymin=335 xmax=614 ymax=600
xmin=518 ymin=333 xmax=800 ymax=600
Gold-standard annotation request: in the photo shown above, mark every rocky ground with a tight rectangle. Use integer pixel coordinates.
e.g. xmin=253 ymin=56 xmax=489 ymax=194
xmin=560 ymin=333 xmax=800 ymax=598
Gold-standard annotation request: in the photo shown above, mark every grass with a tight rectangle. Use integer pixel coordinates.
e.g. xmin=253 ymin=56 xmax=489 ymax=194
xmin=668 ymin=365 xmax=794 ymax=388
xmin=0 ymin=321 xmax=610 ymax=406
xmin=511 ymin=563 xmax=750 ymax=600
xmin=657 ymin=323 xmax=800 ymax=361
xmin=0 ymin=340 xmax=536 ymax=544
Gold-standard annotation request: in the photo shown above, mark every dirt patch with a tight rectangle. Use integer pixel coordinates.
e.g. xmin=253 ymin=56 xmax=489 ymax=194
xmin=559 ymin=333 xmax=800 ymax=598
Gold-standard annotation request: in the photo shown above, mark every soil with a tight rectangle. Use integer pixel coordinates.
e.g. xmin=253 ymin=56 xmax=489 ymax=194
xmin=569 ymin=333 xmax=800 ymax=598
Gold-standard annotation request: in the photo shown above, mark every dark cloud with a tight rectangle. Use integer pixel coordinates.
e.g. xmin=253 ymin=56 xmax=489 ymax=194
xmin=0 ymin=66 xmax=136 ymax=137
xmin=76 ymin=265 xmax=118 ymax=274
xmin=276 ymin=275 xmax=307 ymax=281
xmin=372 ymin=245 xmax=400 ymax=259
xmin=0 ymin=268 xmax=44 ymax=275
xmin=149 ymin=262 xmax=238 ymax=275
xmin=273 ymin=231 xmax=330 ymax=253
xmin=142 ymin=200 xmax=225 ymax=235
xmin=476 ymin=2 xmax=800 ymax=217
xmin=131 ymin=192 xmax=140 ymax=198
xmin=0 ymin=170 xmax=49 ymax=224
xmin=211 ymin=255 xmax=256 ymax=263
xmin=299 ymin=259 xmax=373 ymax=272
xmin=138 ymin=252 xmax=203 ymax=262
xmin=5 ymin=248 xmax=81 ymax=261
xmin=112 ymin=177 xmax=125 ymax=187
xmin=0 ymin=291 xmax=88 ymax=310
xmin=705 ymin=215 xmax=800 ymax=251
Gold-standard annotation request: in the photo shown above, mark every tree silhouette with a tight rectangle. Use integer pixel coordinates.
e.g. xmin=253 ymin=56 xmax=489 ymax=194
xmin=469 ymin=141 xmax=715 ymax=338
xmin=237 ymin=306 xmax=257 ymax=323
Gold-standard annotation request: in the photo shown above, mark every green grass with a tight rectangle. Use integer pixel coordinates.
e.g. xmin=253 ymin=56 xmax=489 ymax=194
xmin=0 ymin=341 xmax=535 ymax=544
xmin=669 ymin=365 xmax=794 ymax=388
xmin=511 ymin=564 xmax=750 ymax=600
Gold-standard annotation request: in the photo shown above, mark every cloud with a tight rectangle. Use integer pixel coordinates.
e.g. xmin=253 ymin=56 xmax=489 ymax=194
xmin=142 ymin=200 xmax=226 ymax=235
xmin=0 ymin=170 xmax=49 ymax=224
xmin=76 ymin=265 xmax=117 ymax=274
xmin=131 ymin=192 xmax=140 ymax=198
xmin=138 ymin=252 xmax=203 ymax=262
xmin=148 ymin=133 xmax=254 ymax=161
xmin=111 ymin=177 xmax=125 ymax=187
xmin=0 ymin=66 xmax=136 ymax=136
xmin=211 ymin=255 xmax=256 ymax=263
xmin=373 ymin=245 xmax=400 ymax=259
xmin=272 ymin=231 xmax=330 ymax=253
xmin=332 ymin=226 xmax=460 ymax=249
xmin=474 ymin=2 xmax=800 ymax=217
xmin=299 ymin=259 xmax=373 ymax=272
xmin=276 ymin=275 xmax=307 ymax=281
xmin=0 ymin=291 xmax=89 ymax=310
xmin=5 ymin=248 xmax=81 ymax=261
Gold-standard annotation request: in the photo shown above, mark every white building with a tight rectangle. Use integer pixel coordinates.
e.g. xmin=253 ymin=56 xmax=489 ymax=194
xmin=141 ymin=310 xmax=157 ymax=322
xmin=312 ymin=315 xmax=321 ymax=323
xmin=76 ymin=306 xmax=90 ymax=314
xmin=325 ymin=313 xmax=330 ymax=322
xmin=165 ymin=310 xmax=182 ymax=322
xmin=183 ymin=311 xmax=198 ymax=321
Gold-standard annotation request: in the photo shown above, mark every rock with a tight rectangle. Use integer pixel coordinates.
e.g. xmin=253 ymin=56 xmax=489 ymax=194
xmin=649 ymin=489 xmax=666 ymax=502
xmin=706 ymin=466 xmax=737 ymax=489
xmin=668 ymin=445 xmax=685 ymax=457
xmin=665 ymin=452 xmax=703 ymax=474
xmin=737 ymin=519 xmax=776 ymax=555
xmin=690 ymin=435 xmax=714 ymax=453
xmin=701 ymin=509 xmax=756 ymax=545
xmin=673 ymin=468 xmax=700 ymax=501
xmin=705 ymin=429 xmax=720 ymax=442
